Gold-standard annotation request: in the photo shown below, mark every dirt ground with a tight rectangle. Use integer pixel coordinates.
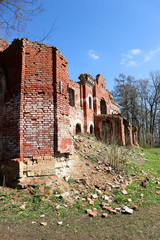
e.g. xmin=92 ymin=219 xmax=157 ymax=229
xmin=0 ymin=135 xmax=159 ymax=240
xmin=0 ymin=204 xmax=160 ymax=240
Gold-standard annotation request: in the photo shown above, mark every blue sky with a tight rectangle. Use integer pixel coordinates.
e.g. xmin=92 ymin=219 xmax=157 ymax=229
xmin=10 ymin=0 xmax=160 ymax=90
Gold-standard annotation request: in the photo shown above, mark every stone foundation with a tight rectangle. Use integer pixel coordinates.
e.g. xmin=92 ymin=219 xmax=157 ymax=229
xmin=0 ymin=154 xmax=71 ymax=187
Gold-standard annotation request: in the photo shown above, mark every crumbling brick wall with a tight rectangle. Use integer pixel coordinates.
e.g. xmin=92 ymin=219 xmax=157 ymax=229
xmin=0 ymin=39 xmax=72 ymax=185
xmin=69 ymin=74 xmax=121 ymax=136
xmin=22 ymin=40 xmax=55 ymax=158
xmin=69 ymin=80 xmax=84 ymax=135
xmin=94 ymin=115 xmax=125 ymax=146
xmin=0 ymin=39 xmax=22 ymax=160
xmin=0 ymin=38 xmax=139 ymax=186
xmin=55 ymin=51 xmax=72 ymax=153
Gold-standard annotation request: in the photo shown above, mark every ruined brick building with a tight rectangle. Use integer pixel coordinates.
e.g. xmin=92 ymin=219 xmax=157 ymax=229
xmin=0 ymin=38 xmax=138 ymax=185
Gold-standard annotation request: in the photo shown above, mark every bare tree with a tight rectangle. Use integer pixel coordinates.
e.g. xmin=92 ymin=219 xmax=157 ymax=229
xmin=0 ymin=0 xmax=43 ymax=38
xmin=113 ymin=72 xmax=160 ymax=147
xmin=112 ymin=74 xmax=139 ymax=125
xmin=146 ymin=72 xmax=160 ymax=146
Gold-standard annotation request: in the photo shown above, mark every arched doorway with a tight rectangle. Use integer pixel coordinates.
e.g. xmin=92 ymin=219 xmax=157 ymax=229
xmin=76 ymin=123 xmax=81 ymax=134
xmin=90 ymin=125 xmax=94 ymax=134
xmin=100 ymin=98 xmax=107 ymax=115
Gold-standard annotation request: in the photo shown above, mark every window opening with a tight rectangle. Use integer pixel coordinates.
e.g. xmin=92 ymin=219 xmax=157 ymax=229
xmin=69 ymin=88 xmax=75 ymax=107
xmin=90 ymin=125 xmax=94 ymax=134
xmin=100 ymin=98 xmax=107 ymax=115
xmin=89 ymin=96 xmax=92 ymax=109
xmin=76 ymin=124 xmax=81 ymax=134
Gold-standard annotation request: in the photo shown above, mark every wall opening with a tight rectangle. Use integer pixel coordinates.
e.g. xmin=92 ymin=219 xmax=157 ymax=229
xmin=101 ymin=120 xmax=113 ymax=144
xmin=69 ymin=88 xmax=75 ymax=107
xmin=90 ymin=125 xmax=94 ymax=134
xmin=76 ymin=123 xmax=81 ymax=134
xmin=89 ymin=96 xmax=92 ymax=109
xmin=100 ymin=98 xmax=107 ymax=115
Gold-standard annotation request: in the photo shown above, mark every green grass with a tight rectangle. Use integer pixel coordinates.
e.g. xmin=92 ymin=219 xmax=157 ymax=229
xmin=110 ymin=147 xmax=160 ymax=208
xmin=0 ymin=145 xmax=160 ymax=221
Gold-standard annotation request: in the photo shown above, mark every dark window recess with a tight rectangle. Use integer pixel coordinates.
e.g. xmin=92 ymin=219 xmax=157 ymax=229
xmin=100 ymin=98 xmax=107 ymax=115
xmin=89 ymin=97 xmax=92 ymax=109
xmin=69 ymin=88 xmax=75 ymax=106
xmin=76 ymin=124 xmax=81 ymax=134
xmin=90 ymin=125 xmax=94 ymax=134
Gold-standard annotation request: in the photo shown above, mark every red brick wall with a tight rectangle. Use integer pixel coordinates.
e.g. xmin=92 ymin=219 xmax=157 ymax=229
xmin=0 ymin=39 xmax=22 ymax=159
xmin=69 ymin=74 xmax=121 ymax=135
xmin=0 ymin=38 xmax=73 ymax=162
xmin=22 ymin=40 xmax=55 ymax=158
xmin=69 ymin=80 xmax=84 ymax=135
xmin=55 ymin=51 xmax=72 ymax=153
xmin=94 ymin=75 xmax=111 ymax=115
xmin=82 ymin=84 xmax=94 ymax=132
xmin=21 ymin=40 xmax=72 ymax=157
xmin=94 ymin=115 xmax=125 ymax=146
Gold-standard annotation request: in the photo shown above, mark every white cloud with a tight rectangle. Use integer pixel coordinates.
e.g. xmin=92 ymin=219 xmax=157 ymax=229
xmin=122 ymin=54 xmax=133 ymax=59
xmin=126 ymin=60 xmax=137 ymax=67
xmin=121 ymin=48 xmax=141 ymax=67
xmin=88 ymin=50 xmax=100 ymax=60
xmin=130 ymin=49 xmax=141 ymax=55
xmin=144 ymin=48 xmax=160 ymax=62
xmin=121 ymin=47 xmax=160 ymax=67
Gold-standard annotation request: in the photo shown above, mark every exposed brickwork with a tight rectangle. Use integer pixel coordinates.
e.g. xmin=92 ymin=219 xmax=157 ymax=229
xmin=22 ymin=40 xmax=55 ymax=158
xmin=55 ymin=51 xmax=72 ymax=153
xmin=0 ymin=38 xmax=138 ymax=186
xmin=69 ymin=73 xmax=138 ymax=147
xmin=0 ymin=39 xmax=22 ymax=160
xmin=69 ymin=80 xmax=84 ymax=135
xmin=94 ymin=115 xmax=125 ymax=145
xmin=0 ymin=39 xmax=73 ymax=185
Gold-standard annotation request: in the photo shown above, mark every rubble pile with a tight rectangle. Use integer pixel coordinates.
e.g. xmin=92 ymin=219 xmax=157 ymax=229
xmin=2 ymin=134 xmax=159 ymax=221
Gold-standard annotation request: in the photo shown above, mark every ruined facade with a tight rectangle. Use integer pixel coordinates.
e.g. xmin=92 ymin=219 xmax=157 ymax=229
xmin=0 ymin=38 xmax=138 ymax=186
xmin=69 ymin=74 xmax=138 ymax=146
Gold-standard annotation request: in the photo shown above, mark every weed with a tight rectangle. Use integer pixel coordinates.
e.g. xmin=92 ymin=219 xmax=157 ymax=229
xmin=44 ymin=185 xmax=51 ymax=190
xmin=106 ymin=145 xmax=128 ymax=173
xmin=68 ymin=178 xmax=76 ymax=184
xmin=53 ymin=188 xmax=61 ymax=195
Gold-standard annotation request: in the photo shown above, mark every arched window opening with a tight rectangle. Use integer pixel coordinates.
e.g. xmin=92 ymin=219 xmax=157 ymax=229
xmin=90 ymin=125 xmax=94 ymax=134
xmin=89 ymin=96 xmax=92 ymax=109
xmin=100 ymin=98 xmax=107 ymax=115
xmin=76 ymin=124 xmax=81 ymax=134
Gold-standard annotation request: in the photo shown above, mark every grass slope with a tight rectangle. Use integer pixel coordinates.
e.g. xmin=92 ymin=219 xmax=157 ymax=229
xmin=0 ymin=136 xmax=159 ymax=239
